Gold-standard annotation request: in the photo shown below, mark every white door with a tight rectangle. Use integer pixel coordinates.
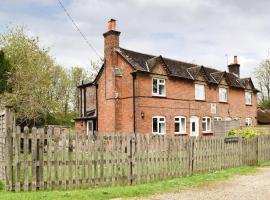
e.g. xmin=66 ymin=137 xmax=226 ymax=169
xmin=87 ymin=120 xmax=94 ymax=135
xmin=190 ymin=116 xmax=199 ymax=137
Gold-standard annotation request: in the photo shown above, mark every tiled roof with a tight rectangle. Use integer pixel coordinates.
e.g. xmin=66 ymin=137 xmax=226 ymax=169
xmin=117 ymin=47 xmax=255 ymax=90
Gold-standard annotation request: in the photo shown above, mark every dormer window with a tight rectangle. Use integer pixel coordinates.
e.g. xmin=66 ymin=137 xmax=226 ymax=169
xmin=195 ymin=84 xmax=205 ymax=100
xmin=245 ymin=91 xmax=252 ymax=105
xmin=152 ymin=78 xmax=166 ymax=96
xmin=219 ymin=87 xmax=228 ymax=102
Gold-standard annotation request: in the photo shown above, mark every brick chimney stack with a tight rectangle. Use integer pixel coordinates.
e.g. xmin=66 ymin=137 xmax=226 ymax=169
xmin=103 ymin=19 xmax=121 ymax=59
xmin=228 ymin=55 xmax=240 ymax=77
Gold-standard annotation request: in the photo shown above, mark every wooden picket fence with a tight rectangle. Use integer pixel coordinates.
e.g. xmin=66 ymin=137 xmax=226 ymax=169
xmin=4 ymin=126 xmax=270 ymax=192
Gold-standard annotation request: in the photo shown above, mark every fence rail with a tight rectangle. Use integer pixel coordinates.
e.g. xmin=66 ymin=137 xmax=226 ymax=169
xmin=4 ymin=127 xmax=270 ymax=192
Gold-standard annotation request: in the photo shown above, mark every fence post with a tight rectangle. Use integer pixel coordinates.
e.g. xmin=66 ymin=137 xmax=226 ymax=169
xmin=188 ymin=137 xmax=195 ymax=176
xmin=5 ymin=106 xmax=15 ymax=191
xmin=129 ymin=134 xmax=136 ymax=185
xmin=239 ymin=137 xmax=243 ymax=166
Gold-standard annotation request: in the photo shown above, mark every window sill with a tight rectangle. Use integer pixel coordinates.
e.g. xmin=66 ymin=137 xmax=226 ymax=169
xmin=152 ymin=95 xmax=167 ymax=98
xmin=174 ymin=133 xmax=187 ymax=136
xmin=219 ymin=101 xmax=228 ymax=104
xmin=195 ymin=99 xmax=206 ymax=102
xmin=202 ymin=131 xmax=213 ymax=135
xmin=245 ymin=104 xmax=252 ymax=106
xmin=152 ymin=133 xmax=166 ymax=136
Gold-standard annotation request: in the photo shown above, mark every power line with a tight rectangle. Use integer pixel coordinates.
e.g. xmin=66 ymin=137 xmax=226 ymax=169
xmin=57 ymin=0 xmax=103 ymax=60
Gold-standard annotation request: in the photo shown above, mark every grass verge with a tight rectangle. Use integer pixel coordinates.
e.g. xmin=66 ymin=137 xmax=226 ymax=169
xmin=257 ymin=162 xmax=270 ymax=167
xmin=0 ymin=166 xmax=258 ymax=200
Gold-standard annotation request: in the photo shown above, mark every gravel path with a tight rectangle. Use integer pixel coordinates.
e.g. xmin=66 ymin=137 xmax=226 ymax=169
xmin=127 ymin=168 xmax=270 ymax=200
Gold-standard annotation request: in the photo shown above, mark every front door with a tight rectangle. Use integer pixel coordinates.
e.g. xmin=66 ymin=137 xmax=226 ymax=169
xmin=190 ymin=116 xmax=199 ymax=137
xmin=87 ymin=120 xmax=94 ymax=135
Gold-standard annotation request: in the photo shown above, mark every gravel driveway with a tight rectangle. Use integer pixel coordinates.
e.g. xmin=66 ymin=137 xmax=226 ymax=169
xmin=128 ymin=167 xmax=270 ymax=200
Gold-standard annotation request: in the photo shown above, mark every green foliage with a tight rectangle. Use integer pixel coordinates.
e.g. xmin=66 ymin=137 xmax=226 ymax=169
xmin=46 ymin=112 xmax=77 ymax=127
xmin=0 ymin=181 xmax=4 ymax=191
xmin=0 ymin=51 xmax=11 ymax=94
xmin=227 ymin=127 xmax=257 ymax=138
xmin=259 ymin=99 xmax=270 ymax=109
xmin=0 ymin=26 xmax=100 ymax=126
xmin=0 ymin=27 xmax=55 ymax=124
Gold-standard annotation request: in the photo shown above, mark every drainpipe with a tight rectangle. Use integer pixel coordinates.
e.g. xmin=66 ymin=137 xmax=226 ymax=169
xmin=96 ymin=84 xmax=99 ymax=131
xmin=132 ymin=73 xmax=137 ymax=134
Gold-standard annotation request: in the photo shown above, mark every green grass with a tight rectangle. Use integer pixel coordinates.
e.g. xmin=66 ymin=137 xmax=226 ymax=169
xmin=0 ymin=166 xmax=258 ymax=200
xmin=257 ymin=162 xmax=270 ymax=167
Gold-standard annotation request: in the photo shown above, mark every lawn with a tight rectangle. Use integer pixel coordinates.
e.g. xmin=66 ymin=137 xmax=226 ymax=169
xmin=0 ymin=166 xmax=258 ymax=200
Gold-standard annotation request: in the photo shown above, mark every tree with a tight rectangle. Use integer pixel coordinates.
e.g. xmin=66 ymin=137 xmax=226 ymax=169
xmin=0 ymin=27 xmax=56 ymax=125
xmin=255 ymin=57 xmax=270 ymax=109
xmin=0 ymin=50 xmax=11 ymax=93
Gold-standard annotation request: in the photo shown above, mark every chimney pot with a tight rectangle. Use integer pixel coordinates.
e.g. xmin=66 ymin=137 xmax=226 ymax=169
xmin=233 ymin=55 xmax=238 ymax=64
xmin=108 ymin=19 xmax=116 ymax=31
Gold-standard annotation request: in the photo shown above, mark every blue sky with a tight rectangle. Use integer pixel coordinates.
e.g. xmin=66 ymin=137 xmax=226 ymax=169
xmin=1 ymin=0 xmax=270 ymax=78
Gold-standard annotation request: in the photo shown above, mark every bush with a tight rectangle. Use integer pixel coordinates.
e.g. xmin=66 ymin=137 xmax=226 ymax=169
xmin=227 ymin=127 xmax=257 ymax=138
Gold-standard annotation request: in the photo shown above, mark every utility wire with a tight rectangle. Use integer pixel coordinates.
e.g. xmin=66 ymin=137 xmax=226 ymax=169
xmin=57 ymin=0 xmax=103 ymax=60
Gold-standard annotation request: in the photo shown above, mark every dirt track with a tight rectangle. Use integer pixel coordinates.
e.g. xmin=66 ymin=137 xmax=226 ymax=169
xmin=129 ymin=167 xmax=270 ymax=200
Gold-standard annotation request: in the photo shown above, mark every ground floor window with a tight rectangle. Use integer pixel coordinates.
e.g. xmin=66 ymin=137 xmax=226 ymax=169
xmin=174 ymin=116 xmax=186 ymax=134
xmin=202 ymin=117 xmax=211 ymax=132
xmin=245 ymin=118 xmax=252 ymax=126
xmin=152 ymin=116 xmax=166 ymax=135
xmin=214 ymin=117 xmax=222 ymax=121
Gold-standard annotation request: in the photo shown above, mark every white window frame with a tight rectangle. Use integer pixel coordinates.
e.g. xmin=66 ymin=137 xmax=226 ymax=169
xmin=202 ymin=117 xmax=212 ymax=133
xmin=245 ymin=91 xmax=252 ymax=105
xmin=224 ymin=117 xmax=232 ymax=121
xmin=174 ymin=116 xmax=186 ymax=134
xmin=245 ymin=118 xmax=252 ymax=126
xmin=152 ymin=116 xmax=166 ymax=135
xmin=195 ymin=84 xmax=205 ymax=100
xmin=214 ymin=117 xmax=222 ymax=121
xmin=219 ymin=87 xmax=228 ymax=102
xmin=152 ymin=78 xmax=166 ymax=97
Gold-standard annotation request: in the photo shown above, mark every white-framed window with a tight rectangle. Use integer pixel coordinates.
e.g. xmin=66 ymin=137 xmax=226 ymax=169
xmin=224 ymin=117 xmax=232 ymax=121
xmin=152 ymin=116 xmax=166 ymax=135
xmin=202 ymin=117 xmax=211 ymax=132
xmin=245 ymin=118 xmax=252 ymax=126
xmin=152 ymin=78 xmax=166 ymax=96
xmin=219 ymin=87 xmax=228 ymax=102
xmin=214 ymin=117 xmax=222 ymax=121
xmin=195 ymin=84 xmax=205 ymax=100
xmin=174 ymin=116 xmax=186 ymax=134
xmin=233 ymin=117 xmax=240 ymax=121
xmin=245 ymin=91 xmax=252 ymax=105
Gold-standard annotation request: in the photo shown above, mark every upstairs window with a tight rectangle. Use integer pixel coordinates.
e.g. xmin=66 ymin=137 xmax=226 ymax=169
xmin=152 ymin=116 xmax=166 ymax=134
xmin=202 ymin=117 xmax=211 ymax=132
xmin=219 ymin=87 xmax=228 ymax=102
xmin=245 ymin=91 xmax=252 ymax=105
xmin=245 ymin=118 xmax=252 ymax=126
xmin=174 ymin=116 xmax=186 ymax=134
xmin=152 ymin=78 xmax=166 ymax=96
xmin=195 ymin=84 xmax=205 ymax=100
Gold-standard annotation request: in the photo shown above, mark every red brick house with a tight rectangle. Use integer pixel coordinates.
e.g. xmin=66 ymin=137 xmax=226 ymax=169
xmin=75 ymin=19 xmax=258 ymax=136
